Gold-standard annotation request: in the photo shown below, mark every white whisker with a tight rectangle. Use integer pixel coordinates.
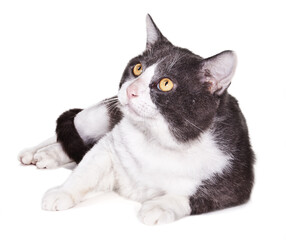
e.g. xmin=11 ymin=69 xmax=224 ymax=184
xmin=183 ymin=118 xmax=204 ymax=133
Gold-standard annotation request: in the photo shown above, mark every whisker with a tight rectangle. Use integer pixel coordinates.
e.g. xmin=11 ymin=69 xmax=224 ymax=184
xmin=183 ymin=118 xmax=204 ymax=133
xmin=167 ymin=52 xmax=187 ymax=72
xmin=170 ymin=108 xmax=204 ymax=133
xmin=105 ymin=101 xmax=121 ymax=117
xmin=103 ymin=97 xmax=118 ymax=104
xmin=106 ymin=102 xmax=118 ymax=111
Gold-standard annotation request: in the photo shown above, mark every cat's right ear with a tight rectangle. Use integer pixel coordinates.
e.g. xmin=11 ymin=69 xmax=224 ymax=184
xmin=201 ymin=51 xmax=237 ymax=95
xmin=146 ymin=14 xmax=165 ymax=50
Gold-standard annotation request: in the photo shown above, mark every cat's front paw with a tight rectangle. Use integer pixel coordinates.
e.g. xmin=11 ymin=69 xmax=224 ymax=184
xmin=42 ymin=188 xmax=76 ymax=211
xmin=138 ymin=202 xmax=176 ymax=225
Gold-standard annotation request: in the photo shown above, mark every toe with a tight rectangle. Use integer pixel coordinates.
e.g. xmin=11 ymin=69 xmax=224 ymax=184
xmin=18 ymin=150 xmax=35 ymax=165
xmin=42 ymin=189 xmax=75 ymax=211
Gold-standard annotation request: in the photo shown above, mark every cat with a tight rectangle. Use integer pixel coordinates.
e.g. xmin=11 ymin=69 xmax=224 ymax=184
xmin=18 ymin=14 xmax=255 ymax=225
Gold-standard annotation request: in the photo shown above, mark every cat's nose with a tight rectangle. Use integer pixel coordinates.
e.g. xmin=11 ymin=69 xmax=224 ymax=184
xmin=126 ymin=83 xmax=139 ymax=99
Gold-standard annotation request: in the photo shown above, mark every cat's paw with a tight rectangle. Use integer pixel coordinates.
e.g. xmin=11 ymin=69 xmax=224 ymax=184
xmin=138 ymin=202 xmax=176 ymax=225
xmin=42 ymin=188 xmax=75 ymax=211
xmin=18 ymin=149 xmax=36 ymax=165
xmin=19 ymin=143 xmax=72 ymax=169
xmin=34 ymin=151 xmax=60 ymax=169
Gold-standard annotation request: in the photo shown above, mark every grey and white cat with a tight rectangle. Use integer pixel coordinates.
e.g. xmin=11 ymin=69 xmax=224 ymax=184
xmin=18 ymin=15 xmax=254 ymax=225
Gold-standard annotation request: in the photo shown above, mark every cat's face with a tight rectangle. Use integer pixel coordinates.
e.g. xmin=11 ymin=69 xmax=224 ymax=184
xmin=118 ymin=15 xmax=237 ymax=142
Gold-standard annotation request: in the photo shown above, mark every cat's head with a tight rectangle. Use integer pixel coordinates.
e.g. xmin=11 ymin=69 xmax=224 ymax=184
xmin=118 ymin=15 xmax=237 ymax=142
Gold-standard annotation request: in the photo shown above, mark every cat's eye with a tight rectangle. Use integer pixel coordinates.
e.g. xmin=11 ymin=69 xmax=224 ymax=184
xmin=133 ymin=63 xmax=143 ymax=76
xmin=157 ymin=78 xmax=174 ymax=92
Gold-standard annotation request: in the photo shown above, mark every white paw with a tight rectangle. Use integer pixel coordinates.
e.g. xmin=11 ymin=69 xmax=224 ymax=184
xmin=34 ymin=151 xmax=60 ymax=169
xmin=138 ymin=203 xmax=176 ymax=225
xmin=18 ymin=149 xmax=36 ymax=165
xmin=42 ymin=188 xmax=75 ymax=211
xmin=19 ymin=143 xmax=72 ymax=169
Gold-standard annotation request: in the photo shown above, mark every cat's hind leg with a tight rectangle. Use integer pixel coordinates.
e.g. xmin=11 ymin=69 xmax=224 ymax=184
xmin=18 ymin=136 xmax=57 ymax=165
xmin=18 ymin=136 xmax=74 ymax=169
xmin=33 ymin=143 xmax=75 ymax=169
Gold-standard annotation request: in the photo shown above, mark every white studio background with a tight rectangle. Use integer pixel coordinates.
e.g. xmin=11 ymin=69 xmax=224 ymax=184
xmin=0 ymin=0 xmax=285 ymax=239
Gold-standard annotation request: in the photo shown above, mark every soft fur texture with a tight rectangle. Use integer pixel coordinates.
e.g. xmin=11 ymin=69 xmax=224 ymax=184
xmin=18 ymin=15 xmax=254 ymax=225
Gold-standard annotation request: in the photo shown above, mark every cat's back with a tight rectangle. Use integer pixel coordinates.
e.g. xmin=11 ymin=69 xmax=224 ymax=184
xmin=214 ymin=93 xmax=254 ymax=159
xmin=200 ymin=93 xmax=255 ymax=205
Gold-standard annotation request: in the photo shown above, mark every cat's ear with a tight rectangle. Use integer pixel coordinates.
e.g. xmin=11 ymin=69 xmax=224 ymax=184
xmin=201 ymin=50 xmax=237 ymax=95
xmin=146 ymin=14 xmax=165 ymax=50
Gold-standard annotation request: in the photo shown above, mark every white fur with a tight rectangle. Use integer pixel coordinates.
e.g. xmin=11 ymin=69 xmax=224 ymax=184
xmin=42 ymin=187 xmax=75 ymax=211
xmin=18 ymin=136 xmax=56 ymax=165
xmin=34 ymin=143 xmax=74 ymax=169
xmin=42 ymin=136 xmax=115 ymax=210
xmin=74 ymin=103 xmax=110 ymax=143
xmin=138 ymin=195 xmax=190 ymax=225
xmin=18 ymin=136 xmax=73 ymax=169
xmin=112 ymin=118 xmax=231 ymax=201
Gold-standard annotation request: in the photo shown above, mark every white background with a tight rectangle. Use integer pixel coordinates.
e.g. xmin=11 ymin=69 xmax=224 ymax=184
xmin=0 ymin=0 xmax=285 ymax=239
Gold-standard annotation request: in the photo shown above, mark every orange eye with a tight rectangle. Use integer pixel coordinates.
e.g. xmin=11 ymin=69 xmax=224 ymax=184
xmin=133 ymin=63 xmax=143 ymax=76
xmin=158 ymin=78 xmax=174 ymax=92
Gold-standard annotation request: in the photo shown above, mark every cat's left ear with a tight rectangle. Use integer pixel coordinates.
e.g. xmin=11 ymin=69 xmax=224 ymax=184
xmin=201 ymin=50 xmax=237 ymax=95
xmin=146 ymin=14 xmax=166 ymax=50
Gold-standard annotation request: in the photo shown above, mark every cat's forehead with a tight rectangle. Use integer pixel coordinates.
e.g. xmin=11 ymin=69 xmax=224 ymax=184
xmin=142 ymin=46 xmax=202 ymax=75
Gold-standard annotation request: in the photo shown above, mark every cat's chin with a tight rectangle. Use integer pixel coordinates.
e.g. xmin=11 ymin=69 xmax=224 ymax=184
xmin=126 ymin=104 xmax=141 ymax=117
xmin=122 ymin=104 xmax=157 ymax=121
xmin=125 ymin=106 xmax=147 ymax=122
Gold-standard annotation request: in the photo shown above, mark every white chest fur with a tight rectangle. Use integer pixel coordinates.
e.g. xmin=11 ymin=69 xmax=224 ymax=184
xmin=110 ymin=118 xmax=231 ymax=202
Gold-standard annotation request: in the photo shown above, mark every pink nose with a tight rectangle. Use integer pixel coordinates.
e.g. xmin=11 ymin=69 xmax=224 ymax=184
xmin=126 ymin=83 xmax=139 ymax=99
